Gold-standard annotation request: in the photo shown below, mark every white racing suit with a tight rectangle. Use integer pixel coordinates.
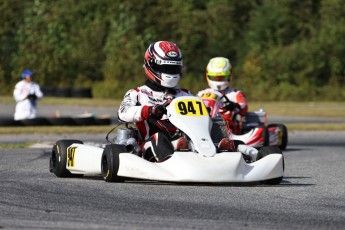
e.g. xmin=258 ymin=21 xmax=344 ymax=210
xmin=13 ymin=80 xmax=43 ymax=120
xmin=118 ymin=81 xmax=192 ymax=161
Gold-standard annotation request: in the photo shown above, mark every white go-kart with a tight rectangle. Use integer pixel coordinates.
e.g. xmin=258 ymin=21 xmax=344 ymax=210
xmin=49 ymin=96 xmax=284 ymax=184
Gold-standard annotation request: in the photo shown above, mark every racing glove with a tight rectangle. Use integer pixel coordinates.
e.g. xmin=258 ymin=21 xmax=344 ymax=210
xmin=150 ymin=105 xmax=166 ymax=119
xmin=141 ymin=105 xmax=167 ymax=120
xmin=222 ymin=100 xmax=239 ymax=112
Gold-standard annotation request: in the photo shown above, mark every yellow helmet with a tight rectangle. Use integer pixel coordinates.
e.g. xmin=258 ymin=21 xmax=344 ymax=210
xmin=206 ymin=57 xmax=232 ymax=90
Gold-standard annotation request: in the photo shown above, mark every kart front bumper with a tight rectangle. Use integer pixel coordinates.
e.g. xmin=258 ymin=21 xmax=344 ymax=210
xmin=118 ymin=151 xmax=284 ymax=183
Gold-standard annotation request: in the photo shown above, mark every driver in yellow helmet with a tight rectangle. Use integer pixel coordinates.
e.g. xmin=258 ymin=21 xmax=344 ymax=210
xmin=197 ymin=57 xmax=248 ymax=137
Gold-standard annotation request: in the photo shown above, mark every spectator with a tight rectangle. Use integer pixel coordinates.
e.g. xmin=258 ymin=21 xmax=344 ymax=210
xmin=13 ymin=69 xmax=43 ymax=120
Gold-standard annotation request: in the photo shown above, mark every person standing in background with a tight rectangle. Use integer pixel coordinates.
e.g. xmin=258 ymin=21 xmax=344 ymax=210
xmin=13 ymin=69 xmax=43 ymax=120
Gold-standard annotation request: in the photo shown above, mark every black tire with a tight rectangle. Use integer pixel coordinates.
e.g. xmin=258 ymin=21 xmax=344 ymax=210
xmin=20 ymin=117 xmax=51 ymax=126
xmin=95 ymin=116 xmax=112 ymax=125
xmin=101 ymin=144 xmax=127 ymax=182
xmin=50 ymin=139 xmax=83 ymax=177
xmin=0 ymin=117 xmax=23 ymax=127
xmin=257 ymin=146 xmax=284 ymax=185
xmin=73 ymin=116 xmax=97 ymax=126
xmin=48 ymin=117 xmax=77 ymax=126
xmin=267 ymin=123 xmax=288 ymax=150
xmin=277 ymin=124 xmax=288 ymax=150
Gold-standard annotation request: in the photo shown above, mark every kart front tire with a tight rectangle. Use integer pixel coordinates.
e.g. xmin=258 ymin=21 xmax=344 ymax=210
xmin=101 ymin=144 xmax=127 ymax=182
xmin=257 ymin=146 xmax=284 ymax=185
xmin=50 ymin=139 xmax=83 ymax=177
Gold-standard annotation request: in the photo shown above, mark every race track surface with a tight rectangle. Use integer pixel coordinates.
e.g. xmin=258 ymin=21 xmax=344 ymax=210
xmin=0 ymin=131 xmax=345 ymax=229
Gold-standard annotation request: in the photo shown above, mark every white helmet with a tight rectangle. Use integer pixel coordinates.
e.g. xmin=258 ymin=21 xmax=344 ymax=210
xmin=206 ymin=57 xmax=232 ymax=90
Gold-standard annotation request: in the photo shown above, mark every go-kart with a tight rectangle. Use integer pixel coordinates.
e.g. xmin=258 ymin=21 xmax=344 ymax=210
xmin=49 ymin=96 xmax=284 ymax=184
xmin=201 ymin=95 xmax=288 ymax=150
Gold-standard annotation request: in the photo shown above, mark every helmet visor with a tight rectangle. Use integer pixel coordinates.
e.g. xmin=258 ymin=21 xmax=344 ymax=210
xmin=208 ymin=75 xmax=230 ymax=81
xmin=151 ymin=62 xmax=182 ymax=75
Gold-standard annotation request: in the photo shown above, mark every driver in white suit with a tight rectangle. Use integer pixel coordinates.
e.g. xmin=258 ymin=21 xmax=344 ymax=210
xmin=118 ymin=41 xmax=192 ymax=162
xmin=13 ymin=69 xmax=43 ymax=120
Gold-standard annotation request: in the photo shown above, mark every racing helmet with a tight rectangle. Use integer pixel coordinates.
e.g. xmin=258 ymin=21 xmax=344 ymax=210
xmin=21 ymin=69 xmax=34 ymax=79
xmin=206 ymin=57 xmax=232 ymax=90
xmin=144 ymin=41 xmax=183 ymax=88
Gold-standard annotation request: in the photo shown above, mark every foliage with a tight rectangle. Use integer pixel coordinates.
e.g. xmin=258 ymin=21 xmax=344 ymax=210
xmin=0 ymin=0 xmax=344 ymax=101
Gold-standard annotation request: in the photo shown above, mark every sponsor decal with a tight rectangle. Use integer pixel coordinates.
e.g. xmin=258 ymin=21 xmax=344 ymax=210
xmin=141 ymin=89 xmax=153 ymax=97
xmin=167 ymin=51 xmax=178 ymax=57
xmin=155 ymin=60 xmax=181 ymax=65
xmin=67 ymin=146 xmax=78 ymax=168
xmin=200 ymin=92 xmax=218 ymax=100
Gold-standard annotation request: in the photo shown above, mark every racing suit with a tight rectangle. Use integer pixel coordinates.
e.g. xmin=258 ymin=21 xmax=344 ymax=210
xmin=197 ymin=88 xmax=248 ymax=134
xmin=13 ymin=80 xmax=43 ymax=120
xmin=118 ymin=80 xmax=192 ymax=160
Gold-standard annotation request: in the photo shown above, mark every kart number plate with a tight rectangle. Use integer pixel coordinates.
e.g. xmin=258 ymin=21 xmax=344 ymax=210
xmin=175 ymin=99 xmax=208 ymax=116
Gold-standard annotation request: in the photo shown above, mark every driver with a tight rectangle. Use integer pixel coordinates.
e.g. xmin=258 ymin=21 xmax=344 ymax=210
xmin=118 ymin=41 xmax=193 ymax=162
xmin=197 ymin=57 xmax=248 ymax=135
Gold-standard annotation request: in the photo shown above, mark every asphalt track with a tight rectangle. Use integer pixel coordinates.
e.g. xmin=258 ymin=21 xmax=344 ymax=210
xmin=0 ymin=131 xmax=345 ymax=229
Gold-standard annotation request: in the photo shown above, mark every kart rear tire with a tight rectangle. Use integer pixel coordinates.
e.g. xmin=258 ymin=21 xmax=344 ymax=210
xmin=101 ymin=144 xmax=127 ymax=182
xmin=267 ymin=123 xmax=288 ymax=150
xmin=257 ymin=146 xmax=284 ymax=185
xmin=50 ymin=139 xmax=83 ymax=177
xmin=277 ymin=124 xmax=288 ymax=150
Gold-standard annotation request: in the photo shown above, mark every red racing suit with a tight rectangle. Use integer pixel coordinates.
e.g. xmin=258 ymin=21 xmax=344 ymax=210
xmin=118 ymin=81 xmax=193 ymax=141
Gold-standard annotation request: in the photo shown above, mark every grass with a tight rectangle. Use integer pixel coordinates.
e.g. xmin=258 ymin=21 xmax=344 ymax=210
xmin=0 ymin=142 xmax=34 ymax=148
xmin=286 ymin=123 xmax=345 ymax=131
xmin=250 ymin=102 xmax=345 ymax=119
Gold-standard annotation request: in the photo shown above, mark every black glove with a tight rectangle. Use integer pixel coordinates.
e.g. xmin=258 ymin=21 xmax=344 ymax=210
xmin=223 ymin=100 xmax=238 ymax=111
xmin=27 ymin=94 xmax=37 ymax=100
xmin=149 ymin=104 xmax=166 ymax=120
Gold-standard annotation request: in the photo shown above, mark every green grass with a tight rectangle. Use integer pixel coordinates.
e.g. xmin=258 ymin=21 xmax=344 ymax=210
xmin=286 ymin=123 xmax=345 ymax=131
xmin=250 ymin=102 xmax=345 ymax=119
xmin=0 ymin=142 xmax=34 ymax=148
